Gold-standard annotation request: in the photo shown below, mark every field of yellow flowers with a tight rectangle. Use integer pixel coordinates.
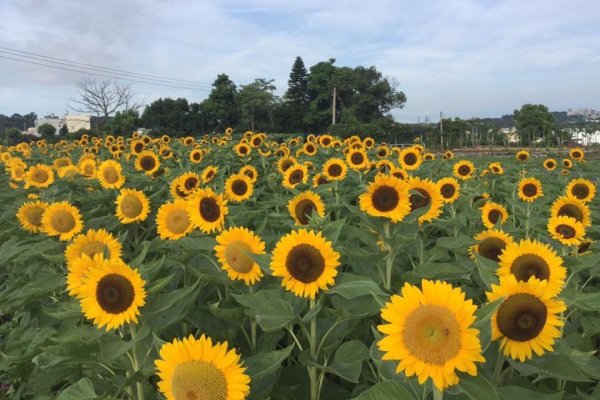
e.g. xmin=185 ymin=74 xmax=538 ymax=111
xmin=1 ymin=131 xmax=599 ymax=400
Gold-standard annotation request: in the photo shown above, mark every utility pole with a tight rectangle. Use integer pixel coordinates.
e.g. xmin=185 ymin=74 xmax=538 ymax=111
xmin=440 ymin=111 xmax=444 ymax=151
xmin=332 ymin=86 xmax=336 ymax=126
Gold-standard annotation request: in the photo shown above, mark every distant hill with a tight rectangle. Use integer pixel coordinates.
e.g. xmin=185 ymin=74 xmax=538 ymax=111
xmin=478 ymin=112 xmax=589 ymax=128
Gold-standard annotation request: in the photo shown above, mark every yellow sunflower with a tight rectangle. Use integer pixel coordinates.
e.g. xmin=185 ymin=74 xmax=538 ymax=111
xmin=130 ymin=139 xmax=145 ymax=155
xmin=16 ymin=200 xmax=49 ymax=233
xmin=562 ymin=158 xmax=573 ymax=169
xmin=516 ymin=150 xmax=530 ymax=163
xmin=407 ymin=176 xmax=444 ymax=224
xmin=543 ymin=158 xmax=557 ymax=171
xmin=115 ymin=188 xmax=151 ymax=224
xmin=25 ymin=164 xmax=55 ymax=188
xmin=282 ymin=164 xmax=308 ymax=189
xmin=376 ymin=160 xmax=395 ymax=175
xmin=188 ymin=187 xmax=228 ymax=234
xmin=442 ymin=150 xmax=454 ymax=160
xmin=423 ymin=152 xmax=435 ymax=161
xmin=78 ymin=158 xmax=97 ymax=179
xmin=215 ymin=226 xmax=266 ymax=285
xmin=398 ymin=147 xmax=422 ymax=171
xmin=270 ymin=229 xmax=340 ymax=299
xmin=488 ymin=162 xmax=504 ymax=175
xmin=303 ymin=141 xmax=318 ymax=156
xmin=177 ymin=172 xmax=201 ymax=195
xmin=470 ymin=229 xmax=514 ymax=263
xmin=97 ymin=159 xmax=126 ymax=189
xmin=346 ymin=148 xmax=369 ymax=170
xmin=486 ymin=275 xmax=566 ymax=362
xmin=201 ymin=166 xmax=218 ymax=184
xmin=363 ymin=136 xmax=375 ymax=149
xmin=234 ymin=142 xmax=252 ymax=157
xmin=480 ymin=201 xmax=508 ymax=229
xmin=135 ymin=150 xmax=161 ymax=175
xmin=53 ymin=156 xmax=73 ymax=171
xmin=224 ymin=173 xmax=254 ymax=202
xmin=550 ymin=195 xmax=591 ymax=227
xmin=58 ymin=165 xmax=79 ymax=180
xmin=378 ymin=279 xmax=485 ymax=391
xmin=312 ymin=173 xmax=329 ymax=188
xmin=565 ymin=178 xmax=595 ymax=203
xmin=189 ymin=148 xmax=203 ymax=164
xmin=569 ymin=148 xmax=585 ymax=160
xmin=318 ymin=134 xmax=334 ymax=148
xmin=497 ymin=239 xmax=566 ymax=297
xmin=389 ymin=166 xmax=408 ymax=181
xmin=78 ymin=258 xmax=146 ymax=331
xmin=359 ymin=175 xmax=411 ymax=223
xmin=288 ymin=190 xmax=326 ymax=226
xmin=517 ymin=177 xmax=543 ymax=202
xmin=239 ymin=165 xmax=259 ymax=183
xmin=277 ymin=156 xmax=297 ymax=174
xmin=453 ymin=160 xmax=476 ymax=181
xmin=437 ymin=177 xmax=460 ymax=204
xmin=547 ymin=215 xmax=585 ymax=246
xmin=375 ymin=144 xmax=390 ymax=158
xmin=41 ymin=201 xmax=84 ymax=241
xmin=155 ymin=334 xmax=250 ymax=400
xmin=65 ymin=228 xmax=122 ymax=269
xmin=322 ymin=158 xmax=348 ymax=181
xmin=156 ymin=199 xmax=194 ymax=240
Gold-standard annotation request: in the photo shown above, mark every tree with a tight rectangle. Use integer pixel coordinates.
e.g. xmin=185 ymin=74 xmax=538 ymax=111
xmin=59 ymin=125 xmax=69 ymax=136
xmin=141 ymin=98 xmax=191 ymax=136
xmin=38 ymin=123 xmax=57 ymax=137
xmin=237 ymin=78 xmax=278 ymax=132
xmin=199 ymin=74 xmax=238 ymax=132
xmin=69 ymin=78 xmax=142 ymax=132
xmin=102 ymin=109 xmax=140 ymax=136
xmin=1 ymin=127 xmax=22 ymax=144
xmin=513 ymin=104 xmax=556 ymax=146
xmin=305 ymin=58 xmax=337 ymax=132
xmin=284 ymin=57 xmax=310 ymax=132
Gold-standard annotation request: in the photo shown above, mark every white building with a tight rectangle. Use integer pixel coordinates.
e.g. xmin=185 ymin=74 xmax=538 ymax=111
xmin=571 ymin=129 xmax=600 ymax=145
xmin=65 ymin=114 xmax=91 ymax=132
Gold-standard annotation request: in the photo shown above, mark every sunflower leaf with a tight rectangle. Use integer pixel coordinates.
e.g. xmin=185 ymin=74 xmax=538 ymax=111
xmin=351 ymin=381 xmax=416 ymax=400
xmin=324 ymin=340 xmax=370 ymax=383
xmin=473 ymin=298 xmax=503 ymax=352
xmin=327 ymin=273 xmax=387 ymax=299
xmin=255 ymin=299 xmax=296 ymax=332
xmin=450 ymin=373 xmax=499 ymax=400
xmin=55 ymin=378 xmax=100 ymax=400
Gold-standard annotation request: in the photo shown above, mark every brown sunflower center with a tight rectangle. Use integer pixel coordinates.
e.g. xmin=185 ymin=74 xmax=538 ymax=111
xmin=243 ymin=170 xmax=255 ymax=180
xmin=372 ymin=185 xmax=400 ymax=212
xmin=392 ymin=171 xmax=406 ymax=180
xmin=522 ymin=183 xmax=537 ymax=197
xmin=140 ymin=156 xmax=156 ymax=171
xmin=83 ymin=164 xmax=95 ymax=176
xmin=231 ymin=180 xmax=248 ymax=196
xmin=557 ymin=204 xmax=584 ymax=223
xmin=120 ymin=195 xmax=143 ymax=218
xmin=409 ymin=188 xmax=431 ymax=211
xmin=316 ymin=175 xmax=328 ymax=186
xmin=518 ymin=154 xmax=528 ymax=162
xmin=199 ymin=198 xmax=220 ymax=222
xmin=571 ymin=183 xmax=590 ymax=200
xmin=32 ymin=169 xmax=49 ymax=183
xmin=102 ymin=167 xmax=119 ymax=184
xmin=477 ymin=237 xmax=507 ymax=262
xmin=578 ymin=241 xmax=592 ymax=254
xmin=239 ymin=145 xmax=249 ymax=154
xmin=294 ymin=199 xmax=316 ymax=225
xmin=281 ymin=159 xmax=294 ymax=172
xmin=133 ymin=143 xmax=144 ymax=153
xmin=510 ymin=254 xmax=550 ymax=281
xmin=192 ymin=152 xmax=202 ymax=161
xmin=167 ymin=210 xmax=191 ymax=234
xmin=403 ymin=153 xmax=418 ymax=166
xmin=458 ymin=165 xmax=471 ymax=176
xmin=171 ymin=360 xmax=227 ymax=400
xmin=546 ymin=161 xmax=555 ymax=169
xmin=378 ymin=150 xmax=387 ymax=157
xmin=402 ymin=304 xmax=462 ymax=365
xmin=487 ymin=209 xmax=502 ymax=224
xmin=224 ymin=241 xmax=254 ymax=273
xmin=351 ymin=152 xmax=364 ymax=165
xmin=184 ymin=177 xmax=199 ymax=191
xmin=285 ymin=244 xmax=325 ymax=283
xmin=26 ymin=207 xmax=45 ymax=227
xmin=50 ymin=210 xmax=76 ymax=233
xmin=96 ymin=273 xmax=135 ymax=314
xmin=288 ymin=170 xmax=304 ymax=185
xmin=440 ymin=183 xmax=456 ymax=199
xmin=252 ymin=138 xmax=261 ymax=146
xmin=205 ymin=170 xmax=215 ymax=181
xmin=306 ymin=144 xmax=315 ymax=153
xmin=81 ymin=241 xmax=108 ymax=258
xmin=555 ymin=224 xmax=576 ymax=239
xmin=496 ymin=293 xmax=547 ymax=342
xmin=327 ymin=164 xmax=343 ymax=177
xmin=572 ymin=151 xmax=582 ymax=158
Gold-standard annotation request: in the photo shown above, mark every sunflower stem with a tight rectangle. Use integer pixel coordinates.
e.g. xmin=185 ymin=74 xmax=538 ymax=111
xmin=249 ymin=285 xmax=257 ymax=352
xmin=382 ymin=221 xmax=394 ymax=291
xmin=524 ymin=202 xmax=531 ymax=239
xmin=492 ymin=352 xmax=505 ymax=385
xmin=128 ymin=323 xmax=145 ymax=400
xmin=432 ymin=385 xmax=444 ymax=400
xmin=309 ymin=297 xmax=319 ymax=400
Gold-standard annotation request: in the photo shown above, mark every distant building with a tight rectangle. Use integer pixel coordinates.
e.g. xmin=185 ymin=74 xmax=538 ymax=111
xmin=35 ymin=117 xmax=63 ymax=134
xmin=498 ymin=127 xmax=518 ymax=144
xmin=571 ymin=129 xmax=600 ymax=145
xmin=65 ymin=114 xmax=91 ymax=132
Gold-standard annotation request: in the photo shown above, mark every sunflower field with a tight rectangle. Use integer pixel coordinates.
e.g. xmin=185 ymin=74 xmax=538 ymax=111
xmin=1 ymin=131 xmax=599 ymax=400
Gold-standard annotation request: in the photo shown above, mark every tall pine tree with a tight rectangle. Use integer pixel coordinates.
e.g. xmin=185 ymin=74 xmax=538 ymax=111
xmin=284 ymin=57 xmax=309 ymax=132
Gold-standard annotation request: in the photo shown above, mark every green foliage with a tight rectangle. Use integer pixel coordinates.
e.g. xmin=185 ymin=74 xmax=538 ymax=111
xmin=237 ymin=78 xmax=279 ymax=133
xmin=37 ymin=123 xmax=57 ymax=137
xmin=513 ymin=104 xmax=556 ymax=146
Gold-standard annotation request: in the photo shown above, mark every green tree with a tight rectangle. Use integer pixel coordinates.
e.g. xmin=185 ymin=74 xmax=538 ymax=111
xmin=200 ymin=74 xmax=238 ymax=132
xmin=284 ymin=56 xmax=310 ymax=132
xmin=38 ymin=123 xmax=57 ymax=137
xmin=237 ymin=78 xmax=279 ymax=133
xmin=513 ymin=104 xmax=556 ymax=146
xmin=305 ymin=58 xmax=337 ymax=132
xmin=141 ymin=98 xmax=191 ymax=136
xmin=1 ymin=127 xmax=22 ymax=144
xmin=59 ymin=124 xmax=69 ymax=136
xmin=102 ymin=109 xmax=140 ymax=136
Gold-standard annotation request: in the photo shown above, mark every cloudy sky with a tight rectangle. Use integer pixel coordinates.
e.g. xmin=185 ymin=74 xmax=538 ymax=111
xmin=1 ymin=0 xmax=598 ymax=123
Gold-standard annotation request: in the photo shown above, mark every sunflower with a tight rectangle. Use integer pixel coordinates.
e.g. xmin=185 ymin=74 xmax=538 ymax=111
xmin=322 ymin=158 xmax=348 ymax=181
xmin=543 ymin=158 xmax=557 ymax=171
xmin=78 ymin=258 xmax=146 ymax=331
xmin=25 ymin=164 xmax=55 ymax=188
xmin=188 ymin=187 xmax=228 ymax=234
xmin=407 ymin=176 xmax=444 ymax=224
xmin=215 ymin=226 xmax=266 ymax=285
xmin=115 ymin=188 xmax=151 ymax=224
xmin=250 ymin=134 xmax=264 ymax=148
xmin=318 ymin=134 xmax=333 ymax=148
xmin=189 ymin=148 xmax=203 ymax=164
xmin=453 ymin=160 xmax=476 ymax=181
xmin=375 ymin=144 xmax=390 ymax=158
xmin=442 ymin=150 xmax=454 ymax=160
xmin=7 ymin=159 xmax=27 ymax=182
xmin=437 ymin=177 xmax=460 ymax=204
xmin=488 ymin=162 xmax=504 ymax=175
xmin=155 ymin=334 xmax=250 ymax=400
xmin=176 ymin=172 xmax=201 ymax=195
xmin=398 ymin=147 xmax=422 ymax=171
xmin=41 ymin=201 xmax=84 ymax=241
xmin=378 ymin=279 xmax=485 ymax=391
xmin=224 ymin=173 xmax=254 ymax=202
xmin=346 ymin=148 xmax=369 ymax=170
xmin=569 ymin=148 xmax=584 ymax=160
xmin=96 ymin=160 xmax=125 ymax=189
xmin=288 ymin=190 xmax=326 ymax=226
xmin=363 ymin=136 xmax=375 ymax=149
xmin=16 ymin=200 xmax=49 ymax=233
xmin=277 ymin=156 xmax=297 ymax=174
xmin=486 ymin=275 xmax=566 ymax=362
xmin=359 ymin=175 xmax=411 ymax=223
xmin=423 ymin=152 xmax=435 ymax=161
xmin=550 ymin=195 xmax=591 ymax=227
xmin=517 ymin=177 xmax=543 ymax=202
xmin=270 ymin=229 xmax=340 ymax=299
xmin=566 ymin=178 xmax=595 ymax=203
xmin=65 ymin=228 xmax=122 ymax=269
xmin=516 ymin=150 xmax=530 ymax=163
xmin=389 ymin=166 xmax=408 ymax=181
xmin=470 ymin=229 xmax=514 ymax=262
xmin=282 ymin=164 xmax=308 ymax=189
xmin=156 ymin=199 xmax=194 ymax=240
xmin=376 ymin=160 xmax=395 ymax=175
xmin=78 ymin=158 xmax=97 ymax=178
xmin=497 ymin=239 xmax=566 ymax=297
xmin=133 ymin=150 xmax=160 ymax=175
xmin=53 ymin=156 xmax=73 ymax=171
xmin=201 ymin=166 xmax=219 ymax=184
xmin=234 ymin=142 xmax=252 ymax=157
xmin=312 ymin=173 xmax=329 ymax=187
xmin=480 ymin=201 xmax=508 ymax=229
xmin=130 ymin=139 xmax=145 ymax=155
xmin=547 ymin=215 xmax=585 ymax=246
xmin=562 ymin=158 xmax=573 ymax=169
xmin=303 ymin=141 xmax=318 ymax=156
xmin=238 ymin=165 xmax=258 ymax=184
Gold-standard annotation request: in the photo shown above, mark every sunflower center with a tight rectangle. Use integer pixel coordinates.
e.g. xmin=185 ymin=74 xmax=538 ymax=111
xmin=458 ymin=165 xmax=471 ymax=176
xmin=392 ymin=171 xmax=406 ymax=180
xmin=546 ymin=161 xmax=555 ymax=169
xmin=166 ymin=210 xmax=191 ymax=234
xmin=440 ymin=183 xmax=456 ymax=199
xmin=557 ymin=204 xmax=584 ymax=223
xmin=518 ymin=154 xmax=528 ymax=161
xmin=378 ymin=150 xmax=387 ymax=157
xmin=289 ymin=170 xmax=304 ymax=184
xmin=192 ymin=152 xmax=202 ymax=161
xmin=102 ymin=167 xmax=119 ymax=184
xmin=133 ymin=143 xmax=144 ymax=153
xmin=184 ymin=177 xmax=199 ymax=191
xmin=120 ymin=195 xmax=143 ymax=218
xmin=488 ymin=210 xmax=502 ymax=224
xmin=26 ymin=207 xmax=45 ymax=227
xmin=409 ymin=189 xmax=431 ymax=211
xmin=555 ymin=224 xmax=576 ymax=239
xmin=224 ymin=241 xmax=254 ymax=273
xmin=306 ymin=144 xmax=315 ymax=153
xmin=81 ymin=241 xmax=108 ymax=258
xmin=571 ymin=184 xmax=590 ymax=200
xmin=232 ymin=180 xmax=248 ymax=196
xmin=281 ymin=159 xmax=294 ymax=172
xmin=351 ymin=153 xmax=364 ymax=165
xmin=200 ymin=198 xmax=220 ymax=222
xmin=32 ymin=169 xmax=49 ymax=183
xmin=372 ymin=185 xmax=400 ymax=212
xmin=239 ymin=145 xmax=249 ymax=154
xmin=402 ymin=304 xmax=461 ymax=365
xmin=294 ymin=199 xmax=316 ymax=225
xmin=171 ymin=360 xmax=227 ymax=400
xmin=510 ymin=254 xmax=550 ymax=281
xmin=96 ymin=273 xmax=135 ymax=314
xmin=83 ymin=164 xmax=95 ymax=176
xmin=403 ymin=153 xmax=417 ymax=166
xmin=50 ymin=210 xmax=76 ymax=233
xmin=478 ymin=237 xmax=507 ymax=262
xmin=496 ymin=293 xmax=547 ymax=342
xmin=205 ymin=170 xmax=215 ymax=181
xmin=328 ymin=164 xmax=342 ymax=177
xmin=522 ymin=183 xmax=537 ymax=197
xmin=140 ymin=156 xmax=156 ymax=171
xmin=285 ymin=244 xmax=325 ymax=283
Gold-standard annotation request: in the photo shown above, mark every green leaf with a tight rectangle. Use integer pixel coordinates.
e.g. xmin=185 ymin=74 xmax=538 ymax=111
xmin=255 ymin=300 xmax=296 ymax=332
xmin=327 ymin=273 xmax=387 ymax=299
xmin=450 ymin=373 xmax=499 ymax=400
xmin=302 ymin=303 xmax=321 ymax=323
xmin=233 ymin=288 xmax=306 ymax=318
xmin=497 ymin=386 xmax=563 ymax=400
xmin=326 ymin=340 xmax=370 ymax=383
xmin=352 ymin=381 xmax=416 ymax=400
xmin=473 ymin=298 xmax=503 ymax=352
xmin=244 ymin=344 xmax=295 ymax=380
xmin=436 ymin=236 xmax=479 ymax=250
xmin=322 ymin=216 xmax=347 ymax=244
xmin=473 ymin=252 xmax=500 ymax=290
xmin=142 ymin=281 xmax=200 ymax=333
xmin=55 ymin=378 xmax=99 ymax=400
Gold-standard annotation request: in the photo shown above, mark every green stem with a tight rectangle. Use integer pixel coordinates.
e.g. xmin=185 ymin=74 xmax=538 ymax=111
xmin=382 ymin=221 xmax=394 ymax=291
xmin=432 ymin=385 xmax=444 ymax=400
xmin=128 ymin=324 xmax=146 ymax=400
xmin=309 ymin=298 xmax=318 ymax=400
xmin=525 ymin=202 xmax=531 ymax=239
xmin=492 ymin=353 xmax=505 ymax=385
xmin=249 ymin=285 xmax=257 ymax=352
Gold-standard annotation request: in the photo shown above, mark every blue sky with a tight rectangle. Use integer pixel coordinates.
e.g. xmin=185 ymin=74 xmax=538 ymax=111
xmin=1 ymin=0 xmax=598 ymax=123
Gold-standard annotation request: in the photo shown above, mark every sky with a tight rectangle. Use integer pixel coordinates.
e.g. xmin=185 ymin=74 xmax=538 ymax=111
xmin=1 ymin=0 xmax=599 ymax=123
